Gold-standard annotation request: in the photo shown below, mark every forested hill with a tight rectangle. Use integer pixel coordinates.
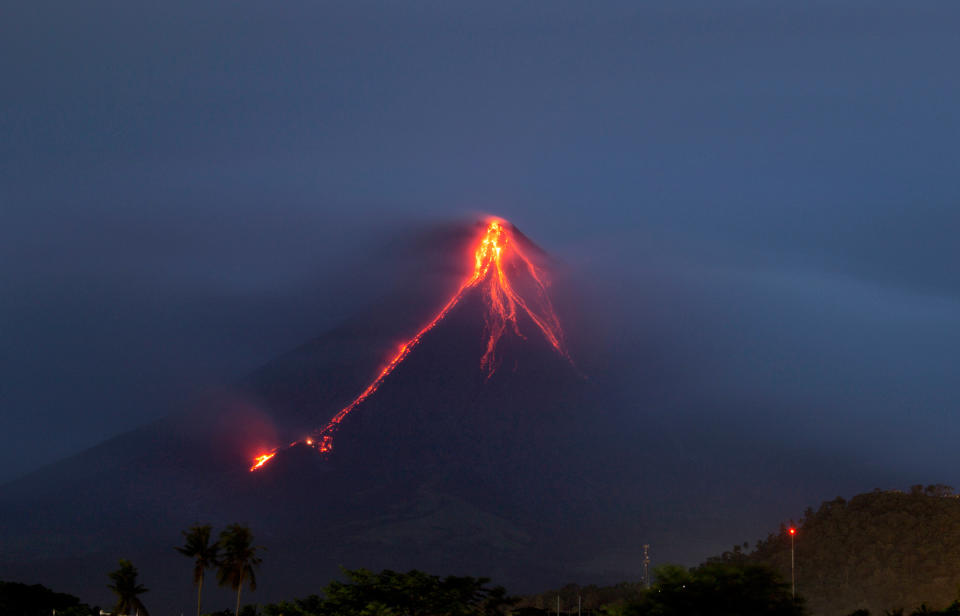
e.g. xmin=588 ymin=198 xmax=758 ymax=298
xmin=710 ymin=485 xmax=960 ymax=616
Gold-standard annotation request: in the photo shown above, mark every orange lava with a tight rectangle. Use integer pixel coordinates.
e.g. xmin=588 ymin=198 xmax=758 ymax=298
xmin=249 ymin=218 xmax=569 ymax=472
xmin=249 ymin=452 xmax=277 ymax=471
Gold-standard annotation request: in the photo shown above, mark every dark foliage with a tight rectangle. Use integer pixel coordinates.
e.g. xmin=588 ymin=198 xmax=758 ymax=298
xmin=0 ymin=581 xmax=97 ymax=616
xmin=711 ymin=486 xmax=960 ymax=616
xmin=846 ymin=602 xmax=960 ymax=616
xmin=608 ymin=563 xmax=804 ymax=616
xmin=217 ymin=524 xmax=263 ymax=616
xmin=906 ymin=602 xmax=960 ymax=616
xmin=107 ymin=559 xmax=150 ymax=616
xmin=177 ymin=524 xmax=220 ymax=616
xmin=259 ymin=568 xmax=516 ymax=616
xmin=517 ymin=581 xmax=646 ymax=612
xmin=204 ymin=607 xmax=260 ymax=616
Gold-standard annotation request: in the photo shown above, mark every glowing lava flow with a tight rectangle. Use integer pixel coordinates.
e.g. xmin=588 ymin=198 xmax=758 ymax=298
xmin=249 ymin=218 xmax=570 ymax=471
xmin=249 ymin=452 xmax=276 ymax=471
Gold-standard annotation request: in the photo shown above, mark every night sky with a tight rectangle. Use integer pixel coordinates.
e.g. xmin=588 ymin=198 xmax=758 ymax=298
xmin=2 ymin=0 xmax=959 ymax=494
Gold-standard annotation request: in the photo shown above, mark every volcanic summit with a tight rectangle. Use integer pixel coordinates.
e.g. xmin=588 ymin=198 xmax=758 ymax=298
xmin=250 ymin=218 xmax=576 ymax=472
xmin=0 ymin=218 xmax=624 ymax=610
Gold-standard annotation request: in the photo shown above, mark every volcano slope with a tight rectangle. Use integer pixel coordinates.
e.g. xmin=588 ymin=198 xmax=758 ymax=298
xmin=0 ymin=220 xmax=633 ymax=611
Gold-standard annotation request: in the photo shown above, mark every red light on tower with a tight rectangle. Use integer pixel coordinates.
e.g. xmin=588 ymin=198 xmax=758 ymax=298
xmin=789 ymin=527 xmax=796 ymax=535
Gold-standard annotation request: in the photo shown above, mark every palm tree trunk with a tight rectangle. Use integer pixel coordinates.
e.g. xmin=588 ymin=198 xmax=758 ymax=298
xmin=235 ymin=571 xmax=244 ymax=616
xmin=196 ymin=574 xmax=203 ymax=616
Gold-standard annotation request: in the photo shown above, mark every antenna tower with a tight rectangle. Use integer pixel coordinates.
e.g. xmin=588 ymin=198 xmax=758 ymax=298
xmin=641 ymin=544 xmax=651 ymax=588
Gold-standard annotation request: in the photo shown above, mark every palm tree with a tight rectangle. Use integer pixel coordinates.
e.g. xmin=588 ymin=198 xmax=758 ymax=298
xmin=175 ymin=524 xmax=219 ymax=616
xmin=216 ymin=523 xmax=263 ymax=616
xmin=107 ymin=559 xmax=150 ymax=616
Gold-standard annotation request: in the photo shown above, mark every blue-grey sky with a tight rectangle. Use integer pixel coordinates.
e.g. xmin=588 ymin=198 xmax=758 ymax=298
xmin=1 ymin=1 xmax=958 ymax=485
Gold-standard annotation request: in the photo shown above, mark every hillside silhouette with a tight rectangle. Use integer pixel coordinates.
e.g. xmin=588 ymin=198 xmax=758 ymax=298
xmin=710 ymin=485 xmax=960 ymax=616
xmin=520 ymin=487 xmax=960 ymax=616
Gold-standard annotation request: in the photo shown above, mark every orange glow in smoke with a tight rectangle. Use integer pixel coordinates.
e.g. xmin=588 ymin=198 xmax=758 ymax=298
xmin=249 ymin=218 xmax=569 ymax=471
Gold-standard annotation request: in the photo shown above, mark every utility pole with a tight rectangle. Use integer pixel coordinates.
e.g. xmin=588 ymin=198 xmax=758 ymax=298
xmin=557 ymin=594 xmax=560 ymax=616
xmin=578 ymin=594 xmax=581 ymax=616
xmin=789 ymin=527 xmax=796 ymax=598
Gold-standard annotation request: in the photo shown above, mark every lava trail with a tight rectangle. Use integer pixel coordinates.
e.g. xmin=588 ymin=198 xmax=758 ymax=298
xmin=250 ymin=218 xmax=570 ymax=471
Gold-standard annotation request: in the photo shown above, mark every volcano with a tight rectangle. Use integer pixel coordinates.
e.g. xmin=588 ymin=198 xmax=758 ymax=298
xmin=0 ymin=218 xmax=634 ymax=612
xmin=250 ymin=219 xmax=576 ymax=471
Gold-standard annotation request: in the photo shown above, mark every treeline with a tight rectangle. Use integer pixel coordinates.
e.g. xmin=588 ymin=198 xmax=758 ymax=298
xmin=515 ymin=563 xmax=803 ymax=616
xmin=257 ymin=568 xmax=514 ymax=616
xmin=12 ymin=489 xmax=960 ymax=616
xmin=0 ymin=581 xmax=99 ymax=616
xmin=9 ymin=561 xmax=960 ymax=616
xmin=209 ymin=563 xmax=804 ymax=616
xmin=845 ymin=604 xmax=960 ymax=616
xmin=2 ymin=561 xmax=803 ymax=616
xmin=710 ymin=485 xmax=960 ymax=616
xmin=517 ymin=580 xmax=646 ymax=613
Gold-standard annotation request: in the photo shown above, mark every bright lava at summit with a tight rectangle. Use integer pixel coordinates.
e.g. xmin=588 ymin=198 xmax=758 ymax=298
xmin=249 ymin=218 xmax=571 ymax=472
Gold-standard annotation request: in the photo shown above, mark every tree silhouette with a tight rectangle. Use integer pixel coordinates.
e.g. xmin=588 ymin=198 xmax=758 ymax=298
xmin=713 ymin=487 xmax=960 ymax=615
xmin=175 ymin=524 xmax=219 ymax=616
xmin=216 ymin=524 xmax=263 ymax=616
xmin=277 ymin=567 xmax=516 ymax=616
xmin=616 ymin=563 xmax=805 ymax=616
xmin=107 ymin=559 xmax=150 ymax=616
xmin=0 ymin=581 xmax=97 ymax=616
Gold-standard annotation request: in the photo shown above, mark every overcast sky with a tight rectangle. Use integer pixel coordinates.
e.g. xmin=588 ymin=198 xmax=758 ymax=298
xmin=2 ymin=1 xmax=958 ymax=485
